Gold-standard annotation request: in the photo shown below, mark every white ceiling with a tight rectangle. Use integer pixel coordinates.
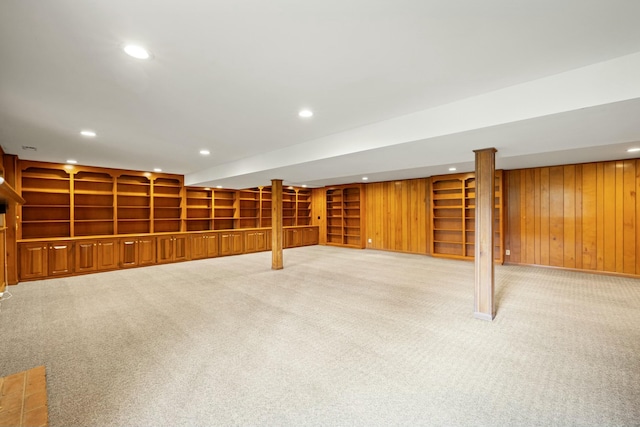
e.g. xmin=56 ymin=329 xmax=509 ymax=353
xmin=1 ymin=0 xmax=640 ymax=188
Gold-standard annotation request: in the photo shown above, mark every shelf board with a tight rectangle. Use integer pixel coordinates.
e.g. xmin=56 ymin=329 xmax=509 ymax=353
xmin=22 ymin=188 xmax=70 ymax=194
xmin=22 ymin=219 xmax=70 ymax=224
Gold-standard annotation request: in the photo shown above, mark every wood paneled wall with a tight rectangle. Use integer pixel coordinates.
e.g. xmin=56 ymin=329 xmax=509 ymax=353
xmin=364 ymin=178 xmax=430 ymax=254
xmin=310 ymin=188 xmax=326 ymax=244
xmin=505 ymin=159 xmax=640 ymax=275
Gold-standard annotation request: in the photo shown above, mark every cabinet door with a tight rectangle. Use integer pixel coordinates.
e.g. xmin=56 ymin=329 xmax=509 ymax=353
xmin=174 ymin=235 xmax=188 ymax=261
xmin=156 ymin=235 xmax=174 ymax=264
xmin=245 ymin=232 xmax=257 ymax=253
xmin=48 ymin=242 xmax=73 ymax=276
xmin=206 ymin=233 xmax=219 ymax=257
xmin=220 ymin=232 xmax=243 ymax=256
xmin=190 ymin=235 xmax=207 ymax=260
xmin=285 ymin=229 xmax=302 ymax=248
xmin=138 ymin=237 xmax=156 ymax=265
xmin=19 ymin=243 xmax=48 ymax=280
xmin=220 ymin=233 xmax=233 ymax=256
xmin=230 ymin=232 xmax=243 ymax=254
xmin=302 ymin=227 xmax=319 ymax=246
xmin=120 ymin=239 xmax=138 ymax=267
xmin=254 ymin=231 xmax=267 ymax=251
xmin=75 ymin=240 xmax=98 ymax=273
xmin=97 ymin=240 xmax=118 ymax=270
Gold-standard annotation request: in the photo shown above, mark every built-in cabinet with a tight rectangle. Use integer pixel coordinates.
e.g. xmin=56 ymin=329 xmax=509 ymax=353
xmin=17 ymin=226 xmax=319 ymax=281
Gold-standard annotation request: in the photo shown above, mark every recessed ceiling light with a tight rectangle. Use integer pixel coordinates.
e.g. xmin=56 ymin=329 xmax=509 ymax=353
xmin=66 ymin=159 xmax=78 ymax=164
xmin=153 ymin=168 xmax=162 ymax=172
xmin=302 ymin=184 xmax=307 ymax=188
xmin=298 ymin=109 xmax=313 ymax=118
xmin=123 ymin=44 xmax=150 ymax=59
xmin=362 ymin=177 xmax=368 ymax=181
xmin=216 ymin=185 xmax=223 ymax=189
xmin=200 ymin=149 xmax=210 ymax=155
xmin=80 ymin=130 xmax=96 ymax=137
xmin=449 ymin=167 xmax=457 ymax=171
xmin=627 ymin=148 xmax=640 ymax=153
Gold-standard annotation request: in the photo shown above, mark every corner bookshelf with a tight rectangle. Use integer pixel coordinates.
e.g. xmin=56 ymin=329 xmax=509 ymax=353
xmin=296 ymin=188 xmax=311 ymax=226
xmin=430 ymin=171 xmax=503 ymax=262
xmin=73 ymin=170 xmax=114 ymax=236
xmin=325 ymin=184 xmax=365 ymax=248
xmin=152 ymin=177 xmax=182 ymax=233
xmin=283 ymin=188 xmax=296 ymax=226
xmin=185 ymin=187 xmax=213 ymax=231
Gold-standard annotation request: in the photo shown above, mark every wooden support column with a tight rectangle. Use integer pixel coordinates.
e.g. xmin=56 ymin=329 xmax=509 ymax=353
xmin=474 ymin=148 xmax=497 ymax=321
xmin=271 ymin=179 xmax=283 ymax=270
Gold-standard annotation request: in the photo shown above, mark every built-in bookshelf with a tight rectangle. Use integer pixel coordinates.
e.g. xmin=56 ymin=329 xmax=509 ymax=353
xmin=237 ymin=188 xmax=260 ymax=229
xmin=185 ymin=187 xmax=213 ymax=231
xmin=17 ymin=161 xmax=317 ymax=240
xmin=213 ymin=189 xmax=236 ymax=230
xmin=325 ymin=184 xmax=365 ymax=248
xmin=431 ymin=171 xmax=503 ymax=261
xmin=20 ymin=166 xmax=71 ymax=239
xmin=153 ymin=177 xmax=182 ymax=233
xmin=116 ymin=174 xmax=151 ymax=235
xmin=73 ymin=170 xmax=114 ymax=236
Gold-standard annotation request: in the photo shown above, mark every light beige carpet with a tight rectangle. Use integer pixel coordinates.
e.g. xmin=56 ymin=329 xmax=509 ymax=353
xmin=0 ymin=245 xmax=639 ymax=426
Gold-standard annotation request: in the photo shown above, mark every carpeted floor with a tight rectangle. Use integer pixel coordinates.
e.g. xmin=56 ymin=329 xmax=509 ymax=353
xmin=1 ymin=245 xmax=639 ymax=426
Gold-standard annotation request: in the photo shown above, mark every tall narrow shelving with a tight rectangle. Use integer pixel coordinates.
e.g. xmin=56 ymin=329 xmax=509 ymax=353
xmin=73 ymin=171 xmax=114 ymax=236
xmin=237 ymin=188 xmax=260 ymax=228
xmin=283 ymin=188 xmax=296 ymax=227
xmin=153 ymin=177 xmax=182 ymax=233
xmin=20 ymin=166 xmax=71 ymax=239
xmin=296 ymin=189 xmax=311 ymax=226
xmin=430 ymin=171 xmax=503 ymax=262
xmin=342 ymin=187 xmax=362 ymax=247
xmin=259 ymin=187 xmax=272 ymax=228
xmin=325 ymin=184 xmax=365 ymax=248
xmin=116 ymin=175 xmax=151 ymax=234
xmin=213 ymin=189 xmax=235 ymax=230
xmin=185 ymin=187 xmax=213 ymax=231
xmin=326 ymin=188 xmax=343 ymax=245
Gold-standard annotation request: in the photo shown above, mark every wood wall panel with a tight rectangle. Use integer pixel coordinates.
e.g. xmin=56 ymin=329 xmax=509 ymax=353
xmin=364 ymin=179 xmax=429 ymax=254
xmin=505 ymin=159 xmax=640 ymax=276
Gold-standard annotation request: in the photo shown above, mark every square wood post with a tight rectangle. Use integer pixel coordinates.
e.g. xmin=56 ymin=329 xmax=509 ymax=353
xmin=271 ymin=179 xmax=283 ymax=270
xmin=474 ymin=148 xmax=496 ymax=320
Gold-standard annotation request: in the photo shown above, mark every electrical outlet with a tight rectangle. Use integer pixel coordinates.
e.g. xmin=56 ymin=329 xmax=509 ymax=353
xmin=368 ymin=238 xmax=372 ymax=243
xmin=505 ymin=249 xmax=511 ymax=256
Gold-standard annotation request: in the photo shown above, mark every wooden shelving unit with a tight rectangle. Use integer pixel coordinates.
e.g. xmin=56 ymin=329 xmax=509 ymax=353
xmin=296 ymin=188 xmax=311 ymax=226
xmin=325 ymin=184 xmax=365 ymax=248
xmin=259 ymin=187 xmax=272 ymax=228
xmin=116 ymin=174 xmax=151 ymax=235
xmin=153 ymin=177 xmax=183 ymax=233
xmin=20 ymin=166 xmax=72 ymax=239
xmin=73 ymin=170 xmax=114 ymax=236
xmin=185 ymin=187 xmax=213 ymax=231
xmin=430 ymin=171 xmax=503 ymax=262
xmin=282 ymin=188 xmax=296 ymax=227
xmin=213 ymin=189 xmax=235 ymax=230
xmin=237 ymin=188 xmax=260 ymax=229
xmin=17 ymin=161 xmax=320 ymax=242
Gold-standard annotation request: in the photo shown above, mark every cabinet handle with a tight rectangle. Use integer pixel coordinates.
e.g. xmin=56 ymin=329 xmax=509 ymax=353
xmin=94 ymin=244 xmax=97 ymax=247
